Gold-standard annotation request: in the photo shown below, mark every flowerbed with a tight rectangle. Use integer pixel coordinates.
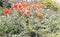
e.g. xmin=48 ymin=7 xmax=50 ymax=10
xmin=0 ymin=1 xmax=60 ymax=37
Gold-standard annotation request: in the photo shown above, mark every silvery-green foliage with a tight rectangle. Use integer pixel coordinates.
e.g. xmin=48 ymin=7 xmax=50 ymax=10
xmin=0 ymin=8 xmax=60 ymax=37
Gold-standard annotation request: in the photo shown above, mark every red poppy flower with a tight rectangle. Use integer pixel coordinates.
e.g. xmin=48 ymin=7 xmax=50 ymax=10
xmin=17 ymin=3 xmax=22 ymax=8
xmin=4 ymin=8 xmax=9 ymax=15
xmin=12 ymin=3 xmax=17 ymax=8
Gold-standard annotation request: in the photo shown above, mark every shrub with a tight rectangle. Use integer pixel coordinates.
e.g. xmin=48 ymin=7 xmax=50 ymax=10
xmin=0 ymin=1 xmax=60 ymax=37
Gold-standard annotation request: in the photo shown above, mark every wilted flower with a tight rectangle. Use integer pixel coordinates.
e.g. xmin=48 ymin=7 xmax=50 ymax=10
xmin=39 ymin=4 xmax=45 ymax=9
xmin=26 ymin=5 xmax=31 ymax=10
xmin=31 ymin=3 xmax=44 ymax=9
xmin=8 ymin=8 xmax=12 ymax=14
xmin=24 ymin=10 xmax=31 ymax=15
xmin=21 ymin=1 xmax=28 ymax=7
xmin=31 ymin=4 xmax=38 ymax=8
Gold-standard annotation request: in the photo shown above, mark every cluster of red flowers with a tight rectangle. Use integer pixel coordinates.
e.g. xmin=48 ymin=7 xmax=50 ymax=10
xmin=31 ymin=3 xmax=44 ymax=9
xmin=4 ymin=2 xmax=45 ymax=19
xmin=4 ymin=8 xmax=12 ymax=15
